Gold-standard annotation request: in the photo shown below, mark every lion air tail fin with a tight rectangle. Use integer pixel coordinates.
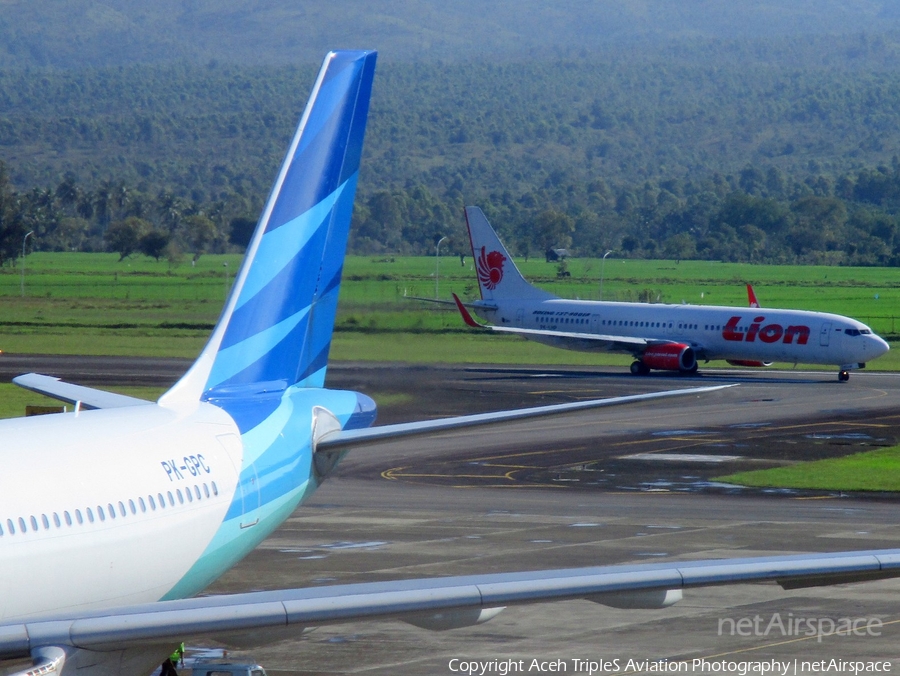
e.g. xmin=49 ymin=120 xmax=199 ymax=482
xmin=464 ymin=206 xmax=555 ymax=302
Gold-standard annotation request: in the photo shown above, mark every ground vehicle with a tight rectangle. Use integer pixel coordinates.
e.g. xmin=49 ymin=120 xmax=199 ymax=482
xmin=191 ymin=662 xmax=267 ymax=676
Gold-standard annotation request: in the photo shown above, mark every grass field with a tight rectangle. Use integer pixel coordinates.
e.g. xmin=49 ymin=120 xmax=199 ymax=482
xmin=1 ymin=252 xmax=899 ymax=367
xmin=715 ymin=446 xmax=900 ymax=492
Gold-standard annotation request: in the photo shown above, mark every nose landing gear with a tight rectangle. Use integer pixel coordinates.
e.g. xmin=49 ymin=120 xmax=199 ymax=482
xmin=838 ymin=370 xmax=850 ymax=382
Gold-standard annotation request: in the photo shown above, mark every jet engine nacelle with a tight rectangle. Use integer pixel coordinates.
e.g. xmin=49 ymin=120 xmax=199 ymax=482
xmin=589 ymin=588 xmax=683 ymax=609
xmin=403 ymin=607 xmax=505 ymax=631
xmin=726 ymin=359 xmax=773 ymax=368
xmin=642 ymin=343 xmax=697 ymax=372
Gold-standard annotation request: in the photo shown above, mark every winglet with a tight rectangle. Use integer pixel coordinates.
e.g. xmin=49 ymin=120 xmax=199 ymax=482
xmin=747 ymin=284 xmax=760 ymax=308
xmin=452 ymin=293 xmax=486 ymax=328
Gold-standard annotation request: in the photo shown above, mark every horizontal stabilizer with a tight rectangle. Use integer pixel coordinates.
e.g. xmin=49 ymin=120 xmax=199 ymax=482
xmin=12 ymin=373 xmax=152 ymax=410
xmin=405 ymin=295 xmax=496 ymax=311
xmin=317 ymin=385 xmax=735 ymax=453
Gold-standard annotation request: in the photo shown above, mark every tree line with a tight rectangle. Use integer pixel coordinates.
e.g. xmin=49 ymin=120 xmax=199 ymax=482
xmin=3 ymin=157 xmax=900 ymax=267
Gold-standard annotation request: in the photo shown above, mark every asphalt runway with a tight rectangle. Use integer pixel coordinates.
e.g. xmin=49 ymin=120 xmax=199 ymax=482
xmin=4 ymin=356 xmax=900 ymax=674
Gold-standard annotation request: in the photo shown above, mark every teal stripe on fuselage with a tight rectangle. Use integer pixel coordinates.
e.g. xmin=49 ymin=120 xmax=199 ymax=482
xmin=165 ymin=386 xmax=370 ymax=600
xmin=161 ymin=478 xmax=317 ymax=601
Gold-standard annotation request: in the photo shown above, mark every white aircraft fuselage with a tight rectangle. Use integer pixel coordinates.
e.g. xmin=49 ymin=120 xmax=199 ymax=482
xmin=0 ymin=403 xmax=240 ymax=622
xmin=474 ymin=298 xmax=888 ymax=368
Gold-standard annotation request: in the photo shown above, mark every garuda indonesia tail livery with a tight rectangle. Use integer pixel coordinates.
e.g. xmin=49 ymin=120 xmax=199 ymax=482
xmin=454 ymin=207 xmax=889 ymax=381
xmin=3 ymin=52 xmax=900 ymax=676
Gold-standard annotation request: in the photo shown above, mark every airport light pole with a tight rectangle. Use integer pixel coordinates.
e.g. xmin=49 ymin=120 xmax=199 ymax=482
xmin=599 ymin=249 xmax=613 ymax=301
xmin=20 ymin=230 xmax=34 ymax=297
xmin=435 ymin=236 xmax=448 ymax=299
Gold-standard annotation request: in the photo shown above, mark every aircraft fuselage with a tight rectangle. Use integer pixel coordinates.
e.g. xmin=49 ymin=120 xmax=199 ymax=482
xmin=475 ymin=299 xmax=888 ymax=368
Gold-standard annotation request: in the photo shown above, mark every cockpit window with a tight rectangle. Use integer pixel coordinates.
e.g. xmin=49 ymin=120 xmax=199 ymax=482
xmin=846 ymin=329 xmax=860 ymax=336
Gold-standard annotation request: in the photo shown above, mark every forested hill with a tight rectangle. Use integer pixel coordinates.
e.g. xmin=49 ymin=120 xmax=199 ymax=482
xmin=2 ymin=0 xmax=900 ymax=68
xmin=5 ymin=3 xmax=900 ymax=266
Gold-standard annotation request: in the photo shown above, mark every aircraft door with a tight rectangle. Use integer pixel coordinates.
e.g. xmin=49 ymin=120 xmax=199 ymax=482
xmin=591 ymin=315 xmax=601 ymax=334
xmin=239 ymin=465 xmax=260 ymax=528
xmin=820 ymin=322 xmax=832 ymax=347
xmin=216 ymin=433 xmax=259 ymax=528
xmin=516 ymin=308 xmax=525 ymax=327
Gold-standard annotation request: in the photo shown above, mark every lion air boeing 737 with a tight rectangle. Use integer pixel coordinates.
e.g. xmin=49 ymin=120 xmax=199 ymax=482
xmin=453 ymin=207 xmax=889 ymax=381
xmin=2 ymin=51 xmax=900 ymax=676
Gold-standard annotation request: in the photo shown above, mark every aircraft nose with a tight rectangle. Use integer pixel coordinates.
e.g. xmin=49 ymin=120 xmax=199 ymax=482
xmin=869 ymin=335 xmax=890 ymax=359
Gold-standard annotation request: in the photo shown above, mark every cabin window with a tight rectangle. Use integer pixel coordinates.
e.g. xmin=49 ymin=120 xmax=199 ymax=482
xmin=30 ymin=516 xmax=38 ymax=531
xmin=86 ymin=508 xmax=94 ymax=523
xmin=203 ymin=484 xmax=210 ymax=498
xmin=7 ymin=519 xmax=15 ymax=535
xmin=128 ymin=500 xmax=136 ymax=515
xmin=168 ymin=491 xmax=175 ymax=507
xmin=97 ymin=506 xmax=106 ymax=522
xmin=53 ymin=513 xmax=61 ymax=528
xmin=65 ymin=511 xmax=72 ymax=526
xmin=158 ymin=493 xmax=166 ymax=509
xmin=75 ymin=509 xmax=84 ymax=525
xmin=211 ymin=481 xmax=219 ymax=496
xmin=176 ymin=489 xmax=184 ymax=505
xmin=149 ymin=495 xmax=157 ymax=510
xmin=41 ymin=514 xmax=50 ymax=529
xmin=108 ymin=503 xmax=116 ymax=519
xmin=195 ymin=485 xmax=202 ymax=500
xmin=186 ymin=488 xmax=194 ymax=503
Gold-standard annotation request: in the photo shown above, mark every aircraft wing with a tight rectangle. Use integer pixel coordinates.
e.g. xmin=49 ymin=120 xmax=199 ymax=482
xmin=4 ymin=548 xmax=899 ymax=663
xmin=452 ymin=293 xmax=650 ymax=351
xmin=12 ymin=373 xmax=152 ymax=410
xmin=317 ymin=385 xmax=733 ymax=452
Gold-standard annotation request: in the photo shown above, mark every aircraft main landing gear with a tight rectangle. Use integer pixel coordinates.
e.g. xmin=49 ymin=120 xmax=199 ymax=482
xmin=838 ymin=370 xmax=850 ymax=382
xmin=630 ymin=361 xmax=650 ymax=376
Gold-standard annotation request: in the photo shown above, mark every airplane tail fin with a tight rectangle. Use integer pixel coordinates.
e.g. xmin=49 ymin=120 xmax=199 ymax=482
xmin=464 ymin=206 xmax=554 ymax=302
xmin=161 ymin=51 xmax=377 ymax=406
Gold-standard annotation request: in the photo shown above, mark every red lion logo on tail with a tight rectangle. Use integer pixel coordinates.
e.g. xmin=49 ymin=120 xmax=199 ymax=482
xmin=476 ymin=246 xmax=506 ymax=290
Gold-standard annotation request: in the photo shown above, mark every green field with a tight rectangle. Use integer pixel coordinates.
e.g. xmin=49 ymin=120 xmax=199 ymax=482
xmin=715 ymin=447 xmax=900 ymax=492
xmin=1 ymin=252 xmax=899 ymax=368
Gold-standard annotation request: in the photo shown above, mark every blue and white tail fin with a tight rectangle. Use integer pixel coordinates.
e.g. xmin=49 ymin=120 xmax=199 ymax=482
xmin=161 ymin=50 xmax=377 ymax=406
xmin=464 ymin=206 xmax=555 ymax=302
